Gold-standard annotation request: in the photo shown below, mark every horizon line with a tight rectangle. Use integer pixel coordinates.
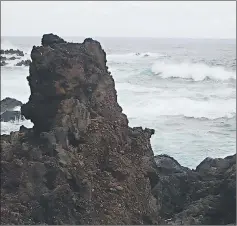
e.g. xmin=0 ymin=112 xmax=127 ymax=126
xmin=1 ymin=35 xmax=236 ymax=40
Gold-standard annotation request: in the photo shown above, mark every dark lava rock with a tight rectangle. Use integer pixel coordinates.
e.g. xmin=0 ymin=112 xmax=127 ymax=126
xmin=15 ymin=60 xmax=31 ymax=66
xmin=1 ymin=110 xmax=24 ymax=122
xmin=1 ymin=33 xmax=235 ymax=225
xmin=1 ymin=56 xmax=7 ymax=61
xmin=41 ymin=33 xmax=67 ymax=47
xmin=153 ymin=154 xmax=236 ymax=225
xmin=1 ymin=97 xmax=23 ymax=113
xmin=1 ymin=49 xmax=24 ymax=56
xmin=1 ymin=60 xmax=7 ymax=66
xmin=8 ymin=56 xmax=20 ymax=60
xmin=1 ymin=34 xmax=159 ymax=225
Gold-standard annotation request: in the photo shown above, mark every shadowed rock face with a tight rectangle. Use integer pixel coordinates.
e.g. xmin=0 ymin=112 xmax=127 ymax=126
xmin=153 ymin=154 xmax=236 ymax=225
xmin=21 ymin=34 xmax=126 ymax=134
xmin=1 ymin=34 xmax=159 ymax=225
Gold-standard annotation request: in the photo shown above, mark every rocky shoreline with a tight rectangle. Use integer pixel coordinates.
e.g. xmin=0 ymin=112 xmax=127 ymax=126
xmin=0 ymin=97 xmax=24 ymax=122
xmin=1 ymin=48 xmax=31 ymax=67
xmin=1 ymin=34 xmax=236 ymax=225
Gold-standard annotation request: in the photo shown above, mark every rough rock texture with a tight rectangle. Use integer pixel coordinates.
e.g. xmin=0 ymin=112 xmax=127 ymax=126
xmin=1 ymin=34 xmax=236 ymax=225
xmin=153 ymin=154 xmax=236 ymax=225
xmin=15 ymin=60 xmax=31 ymax=67
xmin=1 ymin=34 xmax=159 ymax=225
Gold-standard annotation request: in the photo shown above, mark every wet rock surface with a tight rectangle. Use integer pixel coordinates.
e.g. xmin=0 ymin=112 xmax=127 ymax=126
xmin=1 ymin=60 xmax=7 ymax=66
xmin=1 ymin=97 xmax=24 ymax=122
xmin=1 ymin=49 xmax=24 ymax=56
xmin=8 ymin=56 xmax=20 ymax=60
xmin=15 ymin=59 xmax=31 ymax=66
xmin=1 ymin=97 xmax=23 ymax=113
xmin=1 ymin=110 xmax=24 ymax=122
xmin=0 ymin=34 xmax=235 ymax=225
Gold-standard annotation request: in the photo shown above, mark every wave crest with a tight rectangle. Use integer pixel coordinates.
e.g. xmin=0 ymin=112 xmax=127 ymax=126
xmin=151 ymin=61 xmax=236 ymax=81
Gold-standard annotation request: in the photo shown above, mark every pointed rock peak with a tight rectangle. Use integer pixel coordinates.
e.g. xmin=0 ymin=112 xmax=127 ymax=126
xmin=41 ymin=33 xmax=67 ymax=47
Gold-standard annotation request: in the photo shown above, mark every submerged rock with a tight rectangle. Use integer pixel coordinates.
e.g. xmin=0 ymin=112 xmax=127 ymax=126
xmin=1 ymin=56 xmax=7 ymax=61
xmin=15 ymin=59 xmax=31 ymax=66
xmin=1 ymin=60 xmax=7 ymax=66
xmin=8 ymin=56 xmax=20 ymax=60
xmin=1 ymin=97 xmax=23 ymax=113
xmin=1 ymin=110 xmax=24 ymax=122
xmin=1 ymin=49 xmax=24 ymax=56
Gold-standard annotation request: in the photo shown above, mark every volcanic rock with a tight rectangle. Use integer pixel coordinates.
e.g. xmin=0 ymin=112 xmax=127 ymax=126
xmin=41 ymin=33 xmax=67 ymax=47
xmin=1 ymin=56 xmax=7 ymax=61
xmin=8 ymin=56 xmax=20 ymax=60
xmin=15 ymin=60 xmax=31 ymax=66
xmin=1 ymin=49 xmax=24 ymax=56
xmin=1 ymin=34 xmax=159 ymax=225
xmin=153 ymin=154 xmax=236 ymax=225
xmin=1 ymin=34 xmax=235 ymax=225
xmin=1 ymin=60 xmax=7 ymax=66
xmin=1 ymin=110 xmax=24 ymax=122
xmin=1 ymin=97 xmax=23 ymax=113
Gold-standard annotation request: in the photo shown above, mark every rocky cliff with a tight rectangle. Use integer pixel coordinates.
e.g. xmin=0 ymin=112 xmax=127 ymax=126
xmin=1 ymin=34 xmax=236 ymax=225
xmin=1 ymin=34 xmax=159 ymax=224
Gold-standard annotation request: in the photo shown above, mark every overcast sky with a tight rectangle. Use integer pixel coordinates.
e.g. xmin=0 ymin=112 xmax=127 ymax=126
xmin=1 ymin=1 xmax=236 ymax=39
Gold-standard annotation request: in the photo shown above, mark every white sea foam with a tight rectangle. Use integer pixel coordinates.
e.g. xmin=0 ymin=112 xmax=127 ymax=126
xmin=107 ymin=52 xmax=164 ymax=62
xmin=151 ymin=61 xmax=236 ymax=81
xmin=1 ymin=67 xmax=30 ymax=103
xmin=12 ymin=106 xmax=21 ymax=111
xmin=1 ymin=119 xmax=33 ymax=135
xmin=1 ymin=37 xmax=236 ymax=168
xmin=119 ymin=94 xmax=236 ymax=120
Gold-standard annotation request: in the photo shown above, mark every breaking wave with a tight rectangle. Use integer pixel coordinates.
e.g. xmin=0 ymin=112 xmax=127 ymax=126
xmin=151 ymin=62 xmax=236 ymax=81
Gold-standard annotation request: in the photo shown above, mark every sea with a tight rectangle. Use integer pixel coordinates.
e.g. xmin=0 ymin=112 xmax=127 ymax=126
xmin=1 ymin=36 xmax=236 ymax=168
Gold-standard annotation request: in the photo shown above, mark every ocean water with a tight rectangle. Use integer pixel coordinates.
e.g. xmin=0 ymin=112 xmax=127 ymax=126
xmin=1 ymin=36 xmax=236 ymax=168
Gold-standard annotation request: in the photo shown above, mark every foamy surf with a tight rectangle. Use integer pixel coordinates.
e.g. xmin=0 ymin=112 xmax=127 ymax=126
xmin=1 ymin=36 xmax=236 ymax=168
xmin=151 ymin=61 xmax=236 ymax=81
xmin=119 ymin=94 xmax=236 ymax=120
xmin=1 ymin=119 xmax=33 ymax=135
xmin=107 ymin=52 xmax=164 ymax=63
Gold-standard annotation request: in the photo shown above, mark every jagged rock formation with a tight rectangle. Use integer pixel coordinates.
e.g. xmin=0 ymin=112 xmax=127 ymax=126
xmin=153 ymin=154 xmax=236 ymax=225
xmin=1 ymin=34 xmax=159 ymax=224
xmin=0 ymin=34 xmax=236 ymax=225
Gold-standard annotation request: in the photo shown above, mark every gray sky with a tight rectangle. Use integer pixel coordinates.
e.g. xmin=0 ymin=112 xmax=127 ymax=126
xmin=1 ymin=1 xmax=236 ymax=39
